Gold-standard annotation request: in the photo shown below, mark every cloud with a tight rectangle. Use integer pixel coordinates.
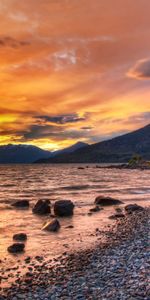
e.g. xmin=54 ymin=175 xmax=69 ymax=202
xmin=9 ymin=12 xmax=29 ymax=23
xmin=123 ymin=111 xmax=150 ymax=124
xmin=0 ymin=36 xmax=30 ymax=48
xmin=128 ymin=58 xmax=150 ymax=79
xmin=15 ymin=124 xmax=90 ymax=142
xmin=36 ymin=113 xmax=86 ymax=124
xmin=81 ymin=126 xmax=93 ymax=130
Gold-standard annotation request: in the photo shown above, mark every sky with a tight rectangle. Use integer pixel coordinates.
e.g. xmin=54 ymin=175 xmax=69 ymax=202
xmin=0 ymin=0 xmax=150 ymax=150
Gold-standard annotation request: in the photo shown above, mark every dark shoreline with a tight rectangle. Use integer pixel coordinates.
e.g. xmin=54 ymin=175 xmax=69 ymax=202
xmin=1 ymin=207 xmax=149 ymax=300
xmin=95 ymin=164 xmax=150 ymax=170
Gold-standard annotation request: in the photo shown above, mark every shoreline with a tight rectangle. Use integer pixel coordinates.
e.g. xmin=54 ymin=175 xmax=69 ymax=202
xmin=1 ymin=207 xmax=149 ymax=300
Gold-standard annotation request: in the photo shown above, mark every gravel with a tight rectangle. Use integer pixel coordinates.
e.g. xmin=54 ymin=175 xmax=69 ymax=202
xmin=0 ymin=208 xmax=149 ymax=300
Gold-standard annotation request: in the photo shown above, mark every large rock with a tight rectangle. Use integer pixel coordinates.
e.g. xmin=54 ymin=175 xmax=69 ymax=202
xmin=125 ymin=204 xmax=144 ymax=214
xmin=13 ymin=233 xmax=27 ymax=241
xmin=95 ymin=196 xmax=123 ymax=206
xmin=32 ymin=200 xmax=51 ymax=215
xmin=54 ymin=200 xmax=74 ymax=217
xmin=7 ymin=243 xmax=25 ymax=253
xmin=11 ymin=200 xmax=29 ymax=208
xmin=42 ymin=219 xmax=60 ymax=232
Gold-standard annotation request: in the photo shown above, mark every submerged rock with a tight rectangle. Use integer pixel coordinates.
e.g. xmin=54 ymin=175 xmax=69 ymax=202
xmin=109 ymin=213 xmax=125 ymax=219
xmin=11 ymin=200 xmax=29 ymax=208
xmin=54 ymin=200 xmax=74 ymax=217
xmin=7 ymin=243 xmax=25 ymax=253
xmin=13 ymin=233 xmax=27 ymax=241
xmin=125 ymin=204 xmax=144 ymax=214
xmin=95 ymin=196 xmax=123 ymax=206
xmin=42 ymin=219 xmax=60 ymax=232
xmin=32 ymin=200 xmax=51 ymax=215
xmin=66 ymin=225 xmax=74 ymax=229
xmin=89 ymin=206 xmax=101 ymax=213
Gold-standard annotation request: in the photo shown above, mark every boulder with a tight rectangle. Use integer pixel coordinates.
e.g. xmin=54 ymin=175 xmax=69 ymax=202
xmin=125 ymin=204 xmax=144 ymax=214
xmin=7 ymin=243 xmax=25 ymax=253
xmin=42 ymin=219 xmax=60 ymax=232
xmin=13 ymin=233 xmax=27 ymax=241
xmin=54 ymin=200 xmax=74 ymax=217
xmin=11 ymin=200 xmax=29 ymax=208
xmin=32 ymin=200 xmax=51 ymax=215
xmin=95 ymin=196 xmax=123 ymax=206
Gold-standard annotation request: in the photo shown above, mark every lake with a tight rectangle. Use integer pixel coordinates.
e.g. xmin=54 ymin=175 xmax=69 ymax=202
xmin=0 ymin=164 xmax=150 ymax=268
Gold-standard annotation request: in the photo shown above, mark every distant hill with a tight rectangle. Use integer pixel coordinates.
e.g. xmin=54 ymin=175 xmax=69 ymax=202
xmin=0 ymin=144 xmax=51 ymax=163
xmin=36 ymin=124 xmax=150 ymax=163
xmin=36 ymin=142 xmax=88 ymax=163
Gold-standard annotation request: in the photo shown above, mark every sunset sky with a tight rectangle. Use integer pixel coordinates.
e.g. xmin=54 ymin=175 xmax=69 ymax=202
xmin=0 ymin=0 xmax=150 ymax=150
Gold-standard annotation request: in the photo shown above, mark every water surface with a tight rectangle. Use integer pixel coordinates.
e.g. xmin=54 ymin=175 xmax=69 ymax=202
xmin=0 ymin=164 xmax=150 ymax=262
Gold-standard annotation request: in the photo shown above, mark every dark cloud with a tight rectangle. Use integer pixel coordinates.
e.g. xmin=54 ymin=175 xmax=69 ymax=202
xmin=128 ymin=58 xmax=150 ymax=79
xmin=0 ymin=36 xmax=30 ymax=48
xmin=36 ymin=113 xmax=86 ymax=124
xmin=13 ymin=123 xmax=90 ymax=142
xmin=21 ymin=124 xmax=61 ymax=140
xmin=81 ymin=126 xmax=93 ymax=130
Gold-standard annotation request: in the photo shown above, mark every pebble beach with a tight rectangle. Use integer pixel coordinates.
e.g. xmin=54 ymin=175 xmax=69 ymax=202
xmin=1 ymin=207 xmax=149 ymax=300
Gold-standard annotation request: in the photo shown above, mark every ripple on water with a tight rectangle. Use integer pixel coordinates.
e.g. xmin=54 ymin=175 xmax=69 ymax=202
xmin=0 ymin=164 xmax=150 ymax=268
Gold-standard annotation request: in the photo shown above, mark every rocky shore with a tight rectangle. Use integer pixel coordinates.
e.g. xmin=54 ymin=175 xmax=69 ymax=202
xmin=0 ymin=207 xmax=149 ymax=300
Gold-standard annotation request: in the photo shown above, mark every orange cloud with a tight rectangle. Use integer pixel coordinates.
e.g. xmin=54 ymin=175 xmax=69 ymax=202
xmin=0 ymin=0 xmax=150 ymax=149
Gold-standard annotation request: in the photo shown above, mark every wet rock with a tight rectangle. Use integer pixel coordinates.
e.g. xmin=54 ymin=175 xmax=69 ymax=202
xmin=89 ymin=206 xmax=101 ymax=213
xmin=95 ymin=196 xmax=123 ymax=206
xmin=54 ymin=200 xmax=74 ymax=217
xmin=88 ymin=212 xmax=93 ymax=216
xmin=115 ymin=207 xmax=123 ymax=213
xmin=125 ymin=204 xmax=144 ymax=214
xmin=66 ymin=225 xmax=74 ymax=229
xmin=32 ymin=200 xmax=51 ymax=215
xmin=42 ymin=219 xmax=60 ymax=232
xmin=109 ymin=213 xmax=125 ymax=219
xmin=11 ymin=200 xmax=29 ymax=208
xmin=13 ymin=233 xmax=27 ymax=241
xmin=7 ymin=243 xmax=25 ymax=253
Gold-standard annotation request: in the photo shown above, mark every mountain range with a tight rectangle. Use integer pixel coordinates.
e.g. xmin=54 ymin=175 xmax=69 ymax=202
xmin=0 ymin=142 xmax=87 ymax=163
xmin=36 ymin=123 xmax=150 ymax=163
xmin=0 ymin=124 xmax=149 ymax=163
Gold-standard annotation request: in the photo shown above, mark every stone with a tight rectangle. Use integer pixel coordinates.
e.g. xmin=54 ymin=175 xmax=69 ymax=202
xmin=13 ymin=233 xmax=27 ymax=241
xmin=125 ymin=204 xmax=144 ymax=214
xmin=7 ymin=243 xmax=25 ymax=253
xmin=66 ymin=225 xmax=74 ymax=229
xmin=95 ymin=196 xmax=123 ymax=206
xmin=54 ymin=200 xmax=74 ymax=217
xmin=11 ymin=200 xmax=29 ymax=208
xmin=109 ymin=213 xmax=125 ymax=219
xmin=42 ymin=219 xmax=60 ymax=232
xmin=89 ymin=206 xmax=101 ymax=213
xmin=32 ymin=200 xmax=51 ymax=215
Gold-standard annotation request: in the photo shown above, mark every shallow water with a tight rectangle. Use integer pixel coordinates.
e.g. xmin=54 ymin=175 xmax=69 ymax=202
xmin=0 ymin=164 xmax=150 ymax=264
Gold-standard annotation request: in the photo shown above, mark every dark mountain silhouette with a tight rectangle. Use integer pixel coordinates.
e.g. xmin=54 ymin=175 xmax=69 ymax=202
xmin=0 ymin=141 xmax=88 ymax=164
xmin=36 ymin=141 xmax=88 ymax=163
xmin=36 ymin=124 xmax=150 ymax=163
xmin=0 ymin=144 xmax=51 ymax=163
